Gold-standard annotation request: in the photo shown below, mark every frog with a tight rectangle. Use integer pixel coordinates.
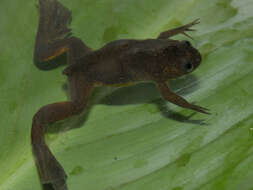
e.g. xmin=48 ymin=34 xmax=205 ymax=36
xmin=32 ymin=0 xmax=209 ymax=189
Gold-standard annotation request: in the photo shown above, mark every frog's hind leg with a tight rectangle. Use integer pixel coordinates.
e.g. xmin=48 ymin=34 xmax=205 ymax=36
xmin=157 ymin=19 xmax=200 ymax=40
xmin=34 ymin=0 xmax=91 ymax=70
xmin=31 ymin=73 xmax=94 ymax=189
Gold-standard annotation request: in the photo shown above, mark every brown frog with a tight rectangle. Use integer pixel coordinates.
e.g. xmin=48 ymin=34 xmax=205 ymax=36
xmin=32 ymin=0 xmax=209 ymax=189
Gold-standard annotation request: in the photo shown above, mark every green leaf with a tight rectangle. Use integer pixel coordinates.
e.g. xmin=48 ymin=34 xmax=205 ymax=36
xmin=0 ymin=0 xmax=253 ymax=190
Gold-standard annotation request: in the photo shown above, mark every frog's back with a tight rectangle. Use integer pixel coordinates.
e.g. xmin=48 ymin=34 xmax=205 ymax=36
xmin=63 ymin=39 xmax=140 ymax=76
xmin=97 ymin=39 xmax=175 ymax=54
xmin=63 ymin=38 xmax=176 ymax=84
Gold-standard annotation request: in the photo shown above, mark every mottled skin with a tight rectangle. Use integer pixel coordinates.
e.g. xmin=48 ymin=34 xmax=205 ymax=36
xmin=32 ymin=0 xmax=209 ymax=189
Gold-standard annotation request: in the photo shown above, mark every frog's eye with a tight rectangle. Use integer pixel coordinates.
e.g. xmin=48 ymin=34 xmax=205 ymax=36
xmin=183 ymin=62 xmax=194 ymax=72
xmin=182 ymin=40 xmax=191 ymax=47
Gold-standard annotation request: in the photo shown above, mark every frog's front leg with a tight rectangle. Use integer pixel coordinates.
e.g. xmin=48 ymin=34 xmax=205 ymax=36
xmin=157 ymin=19 xmax=200 ymax=40
xmin=157 ymin=82 xmax=209 ymax=114
xmin=31 ymin=73 xmax=94 ymax=189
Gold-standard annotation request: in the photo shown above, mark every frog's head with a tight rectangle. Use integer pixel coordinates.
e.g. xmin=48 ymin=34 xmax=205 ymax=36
xmin=160 ymin=40 xmax=202 ymax=79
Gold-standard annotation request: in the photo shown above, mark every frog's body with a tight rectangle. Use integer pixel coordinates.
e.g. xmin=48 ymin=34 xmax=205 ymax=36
xmin=32 ymin=0 xmax=208 ymax=189
xmin=63 ymin=39 xmax=201 ymax=85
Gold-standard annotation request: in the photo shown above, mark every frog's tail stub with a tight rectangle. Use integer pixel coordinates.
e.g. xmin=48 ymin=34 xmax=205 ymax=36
xmin=34 ymin=0 xmax=72 ymax=70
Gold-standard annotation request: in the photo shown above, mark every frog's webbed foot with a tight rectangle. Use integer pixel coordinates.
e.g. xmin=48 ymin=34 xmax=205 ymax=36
xmin=34 ymin=0 xmax=91 ymax=70
xmin=33 ymin=143 xmax=68 ymax=190
xmin=43 ymin=180 xmax=68 ymax=190
xmin=157 ymin=19 xmax=200 ymax=40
